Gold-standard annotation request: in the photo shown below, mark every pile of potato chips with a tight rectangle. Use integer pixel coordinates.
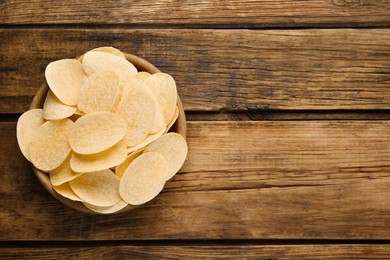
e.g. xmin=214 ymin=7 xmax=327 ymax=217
xmin=17 ymin=47 xmax=188 ymax=214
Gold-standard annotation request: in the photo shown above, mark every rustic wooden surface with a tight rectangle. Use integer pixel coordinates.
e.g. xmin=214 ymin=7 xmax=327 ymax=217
xmin=1 ymin=0 xmax=390 ymax=258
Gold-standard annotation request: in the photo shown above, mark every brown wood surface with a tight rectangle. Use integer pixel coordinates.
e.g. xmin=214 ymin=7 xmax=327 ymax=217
xmin=0 ymin=0 xmax=389 ymax=27
xmin=1 ymin=29 xmax=389 ymax=114
xmin=0 ymin=244 xmax=390 ymax=259
xmin=1 ymin=121 xmax=390 ymax=240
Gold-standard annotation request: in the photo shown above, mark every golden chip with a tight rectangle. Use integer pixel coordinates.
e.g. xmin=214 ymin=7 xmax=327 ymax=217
xmin=79 ymin=46 xmax=125 ymax=63
xmin=69 ymin=169 xmax=121 ymax=207
xmin=82 ymin=51 xmax=137 ymax=81
xmin=166 ymin=106 xmax=179 ymax=133
xmin=83 ymin=200 xmax=129 ymax=214
xmin=29 ymin=119 xmax=73 ymax=172
xmin=70 ymin=142 xmax=127 ymax=173
xmin=69 ymin=111 xmax=127 ymax=154
xmin=136 ymin=71 xmax=151 ymax=81
xmin=16 ymin=109 xmax=45 ymax=161
xmin=127 ymin=126 xmax=165 ymax=153
xmin=43 ymin=90 xmax=77 ymax=120
xmin=115 ymin=149 xmax=143 ymax=179
xmin=78 ymin=71 xmax=120 ymax=114
xmin=115 ymin=80 xmax=156 ymax=147
xmin=145 ymin=73 xmax=177 ymax=125
xmin=144 ymin=133 xmax=187 ymax=181
xmin=119 ymin=152 xmax=168 ymax=205
xmin=146 ymin=86 xmax=166 ymax=135
xmin=53 ymin=182 xmax=82 ymax=202
xmin=45 ymin=59 xmax=86 ymax=106
xmin=50 ymin=154 xmax=83 ymax=186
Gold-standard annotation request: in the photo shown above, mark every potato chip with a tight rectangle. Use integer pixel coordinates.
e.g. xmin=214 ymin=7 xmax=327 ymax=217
xmin=115 ymin=149 xmax=143 ymax=179
xmin=145 ymin=73 xmax=177 ymax=125
xmin=50 ymin=154 xmax=83 ymax=186
xmin=119 ymin=152 xmax=168 ymax=205
xmin=82 ymin=51 xmax=137 ymax=81
xmin=115 ymin=80 xmax=156 ymax=147
xmin=127 ymin=126 xmax=165 ymax=153
xmin=78 ymin=71 xmax=120 ymax=114
xmin=69 ymin=111 xmax=127 ymax=154
xmin=69 ymin=169 xmax=121 ymax=207
xmin=144 ymin=133 xmax=187 ymax=181
xmin=166 ymin=106 xmax=179 ymax=133
xmin=45 ymin=59 xmax=86 ymax=106
xmin=83 ymin=200 xmax=129 ymax=214
xmin=70 ymin=142 xmax=127 ymax=173
xmin=43 ymin=90 xmax=77 ymax=120
xmin=53 ymin=182 xmax=82 ymax=202
xmin=79 ymin=46 xmax=125 ymax=63
xmin=147 ymin=87 xmax=166 ymax=135
xmin=29 ymin=119 xmax=73 ymax=172
xmin=136 ymin=71 xmax=151 ymax=81
xmin=17 ymin=109 xmax=45 ymax=161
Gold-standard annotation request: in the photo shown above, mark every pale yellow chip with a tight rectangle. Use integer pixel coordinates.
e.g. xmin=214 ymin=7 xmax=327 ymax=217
xmin=53 ymin=182 xmax=83 ymax=202
xmin=127 ymin=126 xmax=165 ymax=153
xmin=144 ymin=133 xmax=188 ymax=181
xmin=166 ymin=106 xmax=179 ymax=133
xmin=69 ymin=169 xmax=121 ymax=207
xmin=145 ymin=73 xmax=177 ymax=125
xmin=17 ymin=109 xmax=45 ymax=161
xmin=136 ymin=71 xmax=151 ymax=81
xmin=119 ymin=152 xmax=168 ymax=205
xmin=115 ymin=149 xmax=143 ymax=179
xmin=78 ymin=71 xmax=120 ymax=114
xmin=115 ymin=80 xmax=156 ymax=147
xmin=69 ymin=111 xmax=127 ymax=154
xmin=83 ymin=200 xmax=128 ymax=214
xmin=29 ymin=119 xmax=73 ymax=172
xmin=43 ymin=90 xmax=77 ymax=120
xmin=146 ymin=86 xmax=166 ymax=135
xmin=70 ymin=141 xmax=127 ymax=173
xmin=79 ymin=46 xmax=125 ymax=63
xmin=50 ymin=154 xmax=83 ymax=186
xmin=45 ymin=59 xmax=86 ymax=106
xmin=82 ymin=51 xmax=137 ymax=81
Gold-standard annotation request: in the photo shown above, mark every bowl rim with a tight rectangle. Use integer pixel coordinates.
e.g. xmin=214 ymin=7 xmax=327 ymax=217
xmin=29 ymin=52 xmax=187 ymax=214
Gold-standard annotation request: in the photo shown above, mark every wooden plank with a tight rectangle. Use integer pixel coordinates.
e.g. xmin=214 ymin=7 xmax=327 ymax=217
xmin=0 ymin=1 xmax=389 ymax=27
xmin=1 ymin=120 xmax=390 ymax=240
xmin=1 ymin=29 xmax=389 ymax=114
xmin=1 ymin=245 xmax=390 ymax=259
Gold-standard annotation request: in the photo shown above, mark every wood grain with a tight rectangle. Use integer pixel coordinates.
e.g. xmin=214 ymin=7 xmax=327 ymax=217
xmin=1 ymin=29 xmax=389 ymax=114
xmin=1 ymin=244 xmax=390 ymax=259
xmin=0 ymin=0 xmax=389 ymax=27
xmin=2 ymin=120 xmax=390 ymax=240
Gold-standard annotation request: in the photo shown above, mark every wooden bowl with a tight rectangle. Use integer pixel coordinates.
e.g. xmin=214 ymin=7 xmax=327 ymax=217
xmin=29 ymin=53 xmax=187 ymax=214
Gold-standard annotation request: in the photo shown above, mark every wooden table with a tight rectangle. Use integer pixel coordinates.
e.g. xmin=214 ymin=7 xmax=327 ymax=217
xmin=1 ymin=1 xmax=390 ymax=259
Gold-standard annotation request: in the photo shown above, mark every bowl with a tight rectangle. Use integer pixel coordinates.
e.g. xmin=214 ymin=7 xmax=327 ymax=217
xmin=29 ymin=52 xmax=187 ymax=214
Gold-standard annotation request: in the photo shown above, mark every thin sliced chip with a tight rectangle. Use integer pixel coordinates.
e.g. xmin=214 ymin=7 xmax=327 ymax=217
xmin=29 ymin=119 xmax=73 ymax=172
xmin=145 ymin=73 xmax=177 ymax=125
xmin=136 ymin=71 xmax=151 ymax=81
xmin=43 ymin=90 xmax=77 ymax=120
xmin=83 ymin=200 xmax=129 ymax=214
xmin=53 ymin=182 xmax=82 ymax=202
xmin=82 ymin=51 xmax=137 ymax=82
xmin=115 ymin=149 xmax=144 ymax=179
xmin=17 ymin=109 xmax=45 ymax=161
xmin=69 ymin=169 xmax=121 ymax=207
xmin=119 ymin=152 xmax=168 ymax=205
xmin=50 ymin=154 xmax=83 ymax=186
xmin=70 ymin=142 xmax=127 ymax=172
xmin=146 ymin=86 xmax=166 ymax=135
xmin=45 ymin=59 xmax=86 ymax=106
xmin=115 ymin=80 xmax=156 ymax=147
xmin=69 ymin=111 xmax=127 ymax=154
xmin=166 ymin=106 xmax=179 ymax=133
xmin=144 ymin=133 xmax=187 ymax=181
xmin=127 ymin=126 xmax=165 ymax=153
xmin=78 ymin=71 xmax=120 ymax=114
xmin=79 ymin=46 xmax=125 ymax=63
